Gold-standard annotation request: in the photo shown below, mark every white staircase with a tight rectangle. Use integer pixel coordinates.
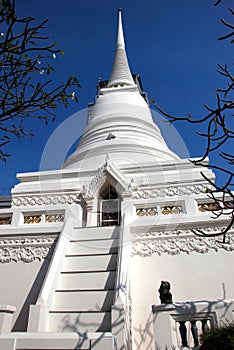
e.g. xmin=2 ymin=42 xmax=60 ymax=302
xmin=48 ymin=226 xmax=119 ymax=333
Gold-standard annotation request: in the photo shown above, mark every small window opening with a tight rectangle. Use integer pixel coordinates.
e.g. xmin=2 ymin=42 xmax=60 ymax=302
xmin=99 ymin=185 xmax=120 ymax=226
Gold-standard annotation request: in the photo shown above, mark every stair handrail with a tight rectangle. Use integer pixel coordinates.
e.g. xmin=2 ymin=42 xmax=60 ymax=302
xmin=112 ymin=213 xmax=131 ymax=349
xmin=36 ymin=214 xmax=75 ymax=307
xmin=27 ymin=214 xmax=76 ymax=332
xmin=114 ymin=214 xmax=128 ymax=304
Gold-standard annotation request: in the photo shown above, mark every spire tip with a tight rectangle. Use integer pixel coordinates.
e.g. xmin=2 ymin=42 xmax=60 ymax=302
xmin=107 ymin=8 xmax=135 ymax=88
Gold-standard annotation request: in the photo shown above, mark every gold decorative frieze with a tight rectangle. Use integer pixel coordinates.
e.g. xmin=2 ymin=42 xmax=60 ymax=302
xmin=23 ymin=212 xmax=64 ymax=224
xmin=24 ymin=215 xmax=42 ymax=224
xmin=161 ymin=206 xmax=182 ymax=215
xmin=136 ymin=207 xmax=157 ymax=216
xmin=45 ymin=214 xmax=65 ymax=223
xmin=198 ymin=203 xmax=219 ymax=212
xmin=0 ymin=216 xmax=12 ymax=225
xmin=198 ymin=201 xmax=234 ymax=212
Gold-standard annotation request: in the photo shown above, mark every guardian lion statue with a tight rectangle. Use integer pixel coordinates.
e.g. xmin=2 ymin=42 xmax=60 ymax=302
xmin=158 ymin=281 xmax=173 ymax=304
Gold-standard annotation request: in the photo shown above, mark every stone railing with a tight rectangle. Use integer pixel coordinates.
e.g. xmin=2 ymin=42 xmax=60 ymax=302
xmin=136 ymin=205 xmax=183 ymax=217
xmin=0 ymin=211 xmax=65 ymax=227
xmin=152 ymin=300 xmax=234 ymax=349
xmin=197 ymin=200 xmax=234 ymax=213
xmin=0 ymin=207 xmax=13 ymax=226
xmin=112 ymin=214 xmax=131 ymax=350
xmin=23 ymin=213 xmax=64 ymax=225
xmin=0 ymin=215 xmax=12 ymax=225
xmin=177 ymin=318 xmax=210 ymax=348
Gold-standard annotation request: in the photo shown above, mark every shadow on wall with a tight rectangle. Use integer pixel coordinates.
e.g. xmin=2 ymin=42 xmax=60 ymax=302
xmin=73 ymin=331 xmax=112 ymax=350
xmin=12 ymin=240 xmax=57 ymax=332
xmin=152 ymin=282 xmax=232 ymax=349
xmin=55 ymin=303 xmax=126 ymax=349
xmin=132 ymin=282 xmax=230 ymax=350
xmin=134 ymin=311 xmax=154 ymax=350
xmin=171 ymin=281 xmax=230 ymax=323
xmin=58 ymin=309 xmax=111 ymax=334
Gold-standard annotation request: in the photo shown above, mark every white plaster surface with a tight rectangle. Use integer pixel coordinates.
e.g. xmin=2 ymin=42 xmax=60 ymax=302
xmin=0 ymin=257 xmax=52 ymax=331
xmin=0 ymin=9 xmax=234 ymax=350
xmin=131 ymin=249 xmax=234 ymax=349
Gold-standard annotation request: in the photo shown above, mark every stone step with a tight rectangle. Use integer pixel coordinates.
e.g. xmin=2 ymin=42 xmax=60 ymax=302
xmin=46 ymin=226 xmax=119 ymax=335
xmin=72 ymin=226 xmax=119 ymax=241
xmin=58 ymin=271 xmax=116 ymax=290
xmin=52 ymin=290 xmax=115 ymax=312
xmin=48 ymin=311 xmax=111 ymax=333
xmin=62 ymin=253 xmax=118 ymax=272
xmin=66 ymin=239 xmax=119 ymax=256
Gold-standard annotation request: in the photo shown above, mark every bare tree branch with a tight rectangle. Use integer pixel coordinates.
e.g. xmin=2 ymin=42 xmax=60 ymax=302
xmin=0 ymin=0 xmax=80 ymax=162
xmin=150 ymin=1 xmax=234 ymax=239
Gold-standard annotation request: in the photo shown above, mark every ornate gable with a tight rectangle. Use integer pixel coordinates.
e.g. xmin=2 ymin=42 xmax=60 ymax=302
xmin=81 ymin=157 xmax=134 ymax=201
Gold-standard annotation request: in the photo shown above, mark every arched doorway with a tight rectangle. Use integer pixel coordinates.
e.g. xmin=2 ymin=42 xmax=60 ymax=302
xmin=99 ymin=185 xmax=121 ymax=226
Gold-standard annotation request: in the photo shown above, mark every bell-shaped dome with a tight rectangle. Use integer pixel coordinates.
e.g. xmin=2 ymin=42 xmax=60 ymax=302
xmin=63 ymin=10 xmax=179 ymax=170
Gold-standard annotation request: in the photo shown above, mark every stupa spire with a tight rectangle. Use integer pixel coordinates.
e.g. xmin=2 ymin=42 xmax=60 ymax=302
xmin=107 ymin=9 xmax=135 ymax=88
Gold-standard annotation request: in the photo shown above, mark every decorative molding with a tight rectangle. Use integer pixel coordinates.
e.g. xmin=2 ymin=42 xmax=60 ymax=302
xmin=24 ymin=215 xmax=42 ymax=224
xmin=89 ymin=168 xmax=107 ymax=196
xmin=45 ymin=214 xmax=65 ymax=223
xmin=132 ymin=227 xmax=234 ymax=256
xmin=132 ymin=226 xmax=230 ymax=239
xmin=104 ymin=160 xmax=130 ymax=190
xmin=132 ymin=184 xmax=211 ymax=199
xmin=161 ymin=206 xmax=182 ymax=215
xmin=136 ymin=207 xmax=157 ymax=216
xmin=12 ymin=193 xmax=81 ymax=207
xmin=84 ymin=159 xmax=134 ymax=200
xmin=81 ymin=161 xmax=139 ymax=202
xmin=198 ymin=202 xmax=219 ymax=212
xmin=81 ymin=184 xmax=95 ymax=201
xmin=198 ymin=201 xmax=234 ymax=213
xmin=0 ymin=236 xmax=56 ymax=263
xmin=136 ymin=205 xmax=183 ymax=216
xmin=23 ymin=214 xmax=65 ymax=224
xmin=0 ymin=216 xmax=12 ymax=225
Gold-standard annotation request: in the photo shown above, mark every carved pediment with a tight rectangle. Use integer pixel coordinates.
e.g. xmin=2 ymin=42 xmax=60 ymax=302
xmin=81 ymin=157 xmax=136 ymax=200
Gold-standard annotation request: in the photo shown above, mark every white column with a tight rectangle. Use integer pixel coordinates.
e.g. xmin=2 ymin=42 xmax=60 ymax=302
xmin=152 ymin=304 xmax=178 ymax=349
xmin=86 ymin=200 xmax=97 ymax=227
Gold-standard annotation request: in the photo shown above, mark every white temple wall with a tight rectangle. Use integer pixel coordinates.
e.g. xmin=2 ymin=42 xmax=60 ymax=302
xmin=0 ymin=258 xmax=51 ymax=331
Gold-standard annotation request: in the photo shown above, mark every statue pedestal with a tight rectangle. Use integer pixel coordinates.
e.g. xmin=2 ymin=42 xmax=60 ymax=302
xmin=152 ymin=304 xmax=178 ymax=349
xmin=0 ymin=305 xmax=16 ymax=334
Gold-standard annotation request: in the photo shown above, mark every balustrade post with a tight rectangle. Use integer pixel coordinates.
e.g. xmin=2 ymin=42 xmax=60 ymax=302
xmin=201 ymin=319 xmax=209 ymax=334
xmin=179 ymin=321 xmax=188 ymax=347
xmin=152 ymin=305 xmax=177 ymax=349
xmin=190 ymin=320 xmax=199 ymax=347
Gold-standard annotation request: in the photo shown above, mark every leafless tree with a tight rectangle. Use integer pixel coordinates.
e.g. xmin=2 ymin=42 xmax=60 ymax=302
xmin=150 ymin=1 xmax=234 ymax=240
xmin=0 ymin=0 xmax=80 ymax=161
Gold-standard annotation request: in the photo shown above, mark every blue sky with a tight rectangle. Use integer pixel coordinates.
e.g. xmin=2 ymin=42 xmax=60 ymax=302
xmin=0 ymin=0 xmax=233 ymax=194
